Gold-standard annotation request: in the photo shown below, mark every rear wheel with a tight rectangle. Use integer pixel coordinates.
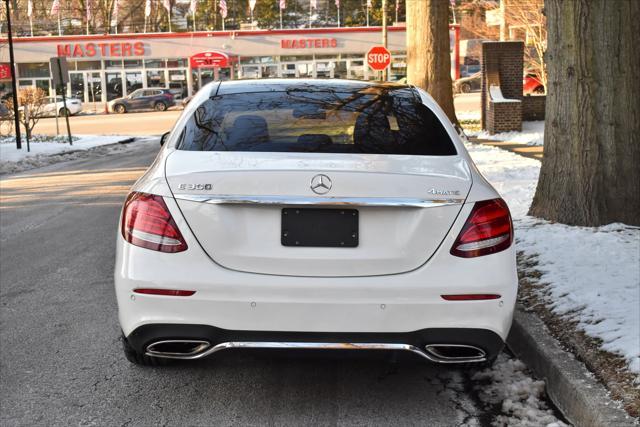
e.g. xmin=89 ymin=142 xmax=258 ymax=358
xmin=121 ymin=333 xmax=170 ymax=366
xmin=460 ymin=82 xmax=472 ymax=93
xmin=114 ymin=104 xmax=126 ymax=114
xmin=154 ymin=102 xmax=167 ymax=112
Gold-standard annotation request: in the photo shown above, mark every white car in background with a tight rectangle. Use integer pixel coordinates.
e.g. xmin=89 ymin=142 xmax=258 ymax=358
xmin=42 ymin=96 xmax=83 ymax=117
xmin=115 ymin=79 xmax=517 ymax=368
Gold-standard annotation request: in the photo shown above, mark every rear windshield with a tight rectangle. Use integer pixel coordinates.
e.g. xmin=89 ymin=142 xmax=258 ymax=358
xmin=178 ymin=87 xmax=457 ymax=155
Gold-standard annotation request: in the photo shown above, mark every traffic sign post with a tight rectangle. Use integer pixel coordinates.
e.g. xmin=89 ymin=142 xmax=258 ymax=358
xmin=50 ymin=57 xmax=73 ymax=146
xmin=367 ymin=46 xmax=392 ymax=81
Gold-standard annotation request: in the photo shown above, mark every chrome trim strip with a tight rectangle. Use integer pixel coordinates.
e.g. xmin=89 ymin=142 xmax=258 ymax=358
xmin=173 ymin=194 xmax=464 ymax=208
xmin=145 ymin=341 xmax=486 ymax=364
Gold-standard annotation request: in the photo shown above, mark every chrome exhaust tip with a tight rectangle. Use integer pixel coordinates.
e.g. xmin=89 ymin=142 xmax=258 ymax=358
xmin=424 ymin=344 xmax=487 ymax=364
xmin=146 ymin=340 xmax=211 ymax=359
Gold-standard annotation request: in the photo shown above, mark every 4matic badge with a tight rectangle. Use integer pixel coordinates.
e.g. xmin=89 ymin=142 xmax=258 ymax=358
xmin=427 ymin=188 xmax=460 ymax=196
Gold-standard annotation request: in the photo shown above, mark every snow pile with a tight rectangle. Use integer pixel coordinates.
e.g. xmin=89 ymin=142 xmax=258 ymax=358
xmin=489 ymin=85 xmax=521 ymax=103
xmin=467 ymin=121 xmax=545 ymax=146
xmin=472 ymin=355 xmax=568 ymax=427
xmin=467 ymin=142 xmax=640 ymax=374
xmin=0 ymin=134 xmax=79 ymax=145
xmin=0 ymin=134 xmax=136 ymax=175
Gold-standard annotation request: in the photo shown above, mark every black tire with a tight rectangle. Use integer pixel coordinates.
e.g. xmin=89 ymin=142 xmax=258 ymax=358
xmin=59 ymin=107 xmax=70 ymax=116
xmin=114 ymin=104 xmax=126 ymax=114
xmin=154 ymin=102 xmax=167 ymax=112
xmin=460 ymin=82 xmax=472 ymax=93
xmin=533 ymin=85 xmax=545 ymax=94
xmin=121 ymin=334 xmax=170 ymax=367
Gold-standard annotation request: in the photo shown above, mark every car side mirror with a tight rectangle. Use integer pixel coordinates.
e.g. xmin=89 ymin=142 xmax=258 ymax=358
xmin=160 ymin=131 xmax=170 ymax=146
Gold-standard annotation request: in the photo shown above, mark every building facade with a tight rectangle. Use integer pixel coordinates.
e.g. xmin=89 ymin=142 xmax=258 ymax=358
xmin=1 ymin=27 xmax=413 ymax=104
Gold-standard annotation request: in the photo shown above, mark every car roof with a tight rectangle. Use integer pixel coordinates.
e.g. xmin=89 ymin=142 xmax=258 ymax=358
xmin=215 ymin=78 xmax=410 ymax=96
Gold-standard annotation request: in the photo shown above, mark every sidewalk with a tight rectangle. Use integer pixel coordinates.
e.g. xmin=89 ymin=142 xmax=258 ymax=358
xmin=468 ymin=137 xmax=544 ymax=160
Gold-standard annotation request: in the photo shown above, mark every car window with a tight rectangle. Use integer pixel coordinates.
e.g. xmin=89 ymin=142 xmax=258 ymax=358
xmin=178 ymin=87 xmax=457 ymax=156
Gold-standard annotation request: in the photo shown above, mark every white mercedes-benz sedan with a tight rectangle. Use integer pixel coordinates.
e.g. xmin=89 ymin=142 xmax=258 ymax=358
xmin=115 ymin=79 xmax=517 ymax=367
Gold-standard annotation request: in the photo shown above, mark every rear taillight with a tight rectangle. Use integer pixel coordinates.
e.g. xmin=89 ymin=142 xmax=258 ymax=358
xmin=121 ymin=192 xmax=187 ymax=253
xmin=450 ymin=198 xmax=513 ymax=258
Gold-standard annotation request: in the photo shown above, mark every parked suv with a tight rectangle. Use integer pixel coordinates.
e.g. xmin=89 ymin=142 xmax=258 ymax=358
xmin=108 ymin=88 xmax=174 ymax=113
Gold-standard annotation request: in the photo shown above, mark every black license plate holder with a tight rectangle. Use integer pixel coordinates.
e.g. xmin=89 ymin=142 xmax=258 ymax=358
xmin=281 ymin=208 xmax=359 ymax=247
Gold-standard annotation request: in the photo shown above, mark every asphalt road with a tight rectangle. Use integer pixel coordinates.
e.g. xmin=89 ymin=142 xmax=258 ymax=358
xmin=30 ymin=110 xmax=183 ymax=136
xmin=0 ymin=138 xmax=546 ymax=426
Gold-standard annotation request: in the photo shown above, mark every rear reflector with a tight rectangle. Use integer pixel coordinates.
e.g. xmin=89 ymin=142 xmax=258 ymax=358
xmin=121 ymin=192 xmax=187 ymax=253
xmin=134 ymin=288 xmax=196 ymax=296
xmin=441 ymin=294 xmax=501 ymax=301
xmin=450 ymin=198 xmax=513 ymax=258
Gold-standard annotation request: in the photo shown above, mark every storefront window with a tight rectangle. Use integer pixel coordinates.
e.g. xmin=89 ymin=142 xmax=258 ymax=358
xmin=166 ymin=58 xmax=188 ymax=68
xmin=315 ymin=61 xmax=333 ymax=79
xmin=35 ymin=80 xmax=50 ymax=95
xmin=124 ymin=60 xmax=143 ymax=69
xmin=75 ymin=61 xmax=101 ymax=70
xmin=17 ymin=63 xmax=49 ymax=79
xmin=105 ymin=60 xmax=123 ymax=70
xmin=242 ymin=56 xmax=275 ymax=64
xmin=18 ymin=80 xmax=33 ymax=87
xmin=348 ymin=60 xmax=365 ymax=80
xmin=390 ymin=57 xmax=407 ymax=82
xmin=144 ymin=59 xmax=165 ymax=68
xmin=262 ymin=65 xmax=278 ymax=78
xmin=125 ymin=72 xmax=143 ymax=94
xmin=334 ymin=61 xmax=347 ymax=79
xmin=280 ymin=56 xmax=313 ymax=62
xmin=241 ymin=65 xmax=260 ymax=79
xmin=281 ymin=63 xmax=296 ymax=78
xmin=146 ymin=70 xmax=166 ymax=88
xmin=169 ymin=70 xmax=188 ymax=99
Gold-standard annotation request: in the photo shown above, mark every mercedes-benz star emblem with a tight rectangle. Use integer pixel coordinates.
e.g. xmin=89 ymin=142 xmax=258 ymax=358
xmin=310 ymin=174 xmax=332 ymax=195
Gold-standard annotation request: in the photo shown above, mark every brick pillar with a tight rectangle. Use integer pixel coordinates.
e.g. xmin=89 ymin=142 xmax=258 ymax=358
xmin=481 ymin=41 xmax=525 ymax=133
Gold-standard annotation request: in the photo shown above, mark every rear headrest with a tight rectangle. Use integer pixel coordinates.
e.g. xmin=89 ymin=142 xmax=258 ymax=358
xmin=226 ymin=114 xmax=270 ymax=146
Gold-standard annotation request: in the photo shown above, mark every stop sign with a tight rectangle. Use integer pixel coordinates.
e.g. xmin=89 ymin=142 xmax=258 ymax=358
xmin=367 ymin=46 xmax=392 ymax=71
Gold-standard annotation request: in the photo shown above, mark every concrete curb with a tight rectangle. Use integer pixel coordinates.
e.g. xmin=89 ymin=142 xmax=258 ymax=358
xmin=507 ymin=306 xmax=636 ymax=426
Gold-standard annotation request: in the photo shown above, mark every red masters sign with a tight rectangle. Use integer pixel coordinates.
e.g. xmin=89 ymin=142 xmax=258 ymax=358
xmin=0 ymin=64 xmax=12 ymax=80
xmin=190 ymin=51 xmax=229 ymax=69
xmin=367 ymin=46 xmax=392 ymax=71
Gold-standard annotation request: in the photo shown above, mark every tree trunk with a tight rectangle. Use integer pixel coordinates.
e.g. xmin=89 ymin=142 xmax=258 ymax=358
xmin=406 ymin=0 xmax=457 ymax=125
xmin=529 ymin=0 xmax=640 ymax=226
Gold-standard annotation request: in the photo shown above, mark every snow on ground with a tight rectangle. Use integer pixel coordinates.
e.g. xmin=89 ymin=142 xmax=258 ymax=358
xmin=456 ymin=110 xmax=482 ymax=122
xmin=467 ymin=121 xmax=545 ymax=146
xmin=0 ymin=134 xmax=135 ymax=175
xmin=440 ymin=354 xmax=567 ymax=426
xmin=472 ymin=355 xmax=568 ymax=427
xmin=466 ymin=141 xmax=640 ymax=374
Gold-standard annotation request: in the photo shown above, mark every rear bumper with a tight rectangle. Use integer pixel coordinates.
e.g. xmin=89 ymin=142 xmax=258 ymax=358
xmin=126 ymin=324 xmax=505 ymax=363
xmin=115 ymin=198 xmax=518 ymax=345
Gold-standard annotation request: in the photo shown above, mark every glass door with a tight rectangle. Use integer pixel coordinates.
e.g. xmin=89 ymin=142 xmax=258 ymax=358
xmin=106 ymin=72 xmax=123 ymax=101
xmin=69 ymin=72 xmax=85 ymax=101
xmin=86 ymin=72 xmax=102 ymax=104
